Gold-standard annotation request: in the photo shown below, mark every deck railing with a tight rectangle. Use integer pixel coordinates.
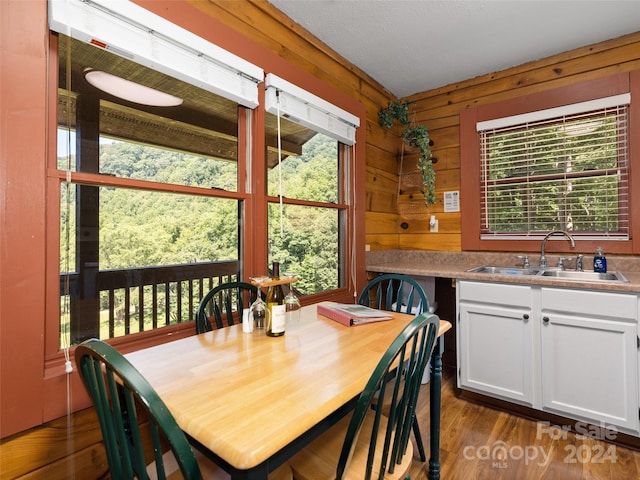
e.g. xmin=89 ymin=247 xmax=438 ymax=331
xmin=60 ymin=260 xmax=239 ymax=342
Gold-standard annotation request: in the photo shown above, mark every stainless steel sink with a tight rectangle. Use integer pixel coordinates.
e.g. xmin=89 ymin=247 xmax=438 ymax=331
xmin=538 ymin=270 xmax=628 ymax=282
xmin=467 ymin=265 xmax=629 ymax=282
xmin=467 ymin=266 xmax=541 ymax=276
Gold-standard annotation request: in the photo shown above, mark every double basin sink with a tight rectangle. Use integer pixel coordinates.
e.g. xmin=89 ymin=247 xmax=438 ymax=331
xmin=467 ymin=265 xmax=628 ymax=283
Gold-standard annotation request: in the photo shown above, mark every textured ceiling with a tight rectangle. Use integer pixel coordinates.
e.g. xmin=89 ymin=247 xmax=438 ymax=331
xmin=268 ymin=0 xmax=640 ymax=98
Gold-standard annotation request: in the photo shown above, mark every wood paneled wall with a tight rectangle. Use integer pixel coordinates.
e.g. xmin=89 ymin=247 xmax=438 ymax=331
xmin=392 ymin=31 xmax=640 ymax=252
xmin=0 ymin=408 xmax=110 ymax=479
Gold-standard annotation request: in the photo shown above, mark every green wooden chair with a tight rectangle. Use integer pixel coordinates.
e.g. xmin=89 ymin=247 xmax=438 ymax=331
xmin=358 ymin=273 xmax=432 ymax=462
xmin=75 ymin=338 xmax=205 ymax=479
xmin=195 ymin=281 xmax=259 ymax=333
xmin=288 ymin=312 xmax=440 ymax=480
xmin=75 ymin=338 xmax=292 ymax=480
xmin=358 ymin=273 xmax=430 ymax=316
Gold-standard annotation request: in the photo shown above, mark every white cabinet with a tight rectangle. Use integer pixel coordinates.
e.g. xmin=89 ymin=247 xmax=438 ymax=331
xmin=457 ymin=281 xmax=640 ymax=435
xmin=540 ymin=288 xmax=639 ymax=433
xmin=457 ymin=281 xmax=535 ymax=406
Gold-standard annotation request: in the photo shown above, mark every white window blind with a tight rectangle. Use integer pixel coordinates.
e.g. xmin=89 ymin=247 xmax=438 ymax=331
xmin=478 ymin=96 xmax=630 ymax=240
xmin=48 ymin=0 xmax=263 ymax=108
xmin=264 ymin=74 xmax=360 ymax=145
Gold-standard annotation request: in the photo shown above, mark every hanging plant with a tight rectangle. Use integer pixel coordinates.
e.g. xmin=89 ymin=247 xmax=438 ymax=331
xmin=378 ymin=100 xmax=410 ymax=128
xmin=379 ymin=101 xmax=436 ymax=205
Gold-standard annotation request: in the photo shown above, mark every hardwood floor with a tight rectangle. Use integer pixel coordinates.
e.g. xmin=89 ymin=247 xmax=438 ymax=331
xmin=408 ymin=368 xmax=640 ymax=479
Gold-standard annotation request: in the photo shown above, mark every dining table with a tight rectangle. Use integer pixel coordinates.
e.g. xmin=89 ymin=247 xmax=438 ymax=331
xmin=125 ymin=303 xmax=452 ymax=480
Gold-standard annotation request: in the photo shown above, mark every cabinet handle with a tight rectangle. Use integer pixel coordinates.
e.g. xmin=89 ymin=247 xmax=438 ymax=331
xmin=543 ymin=316 xmax=550 ymax=323
xmin=522 ymin=314 xmax=529 ymax=320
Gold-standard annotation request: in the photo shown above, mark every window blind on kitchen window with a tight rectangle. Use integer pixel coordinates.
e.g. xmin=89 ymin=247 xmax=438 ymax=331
xmin=476 ymin=94 xmax=630 ymax=240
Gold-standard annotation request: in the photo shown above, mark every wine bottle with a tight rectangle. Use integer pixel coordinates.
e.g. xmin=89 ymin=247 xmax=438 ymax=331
xmin=266 ymin=262 xmax=286 ymax=336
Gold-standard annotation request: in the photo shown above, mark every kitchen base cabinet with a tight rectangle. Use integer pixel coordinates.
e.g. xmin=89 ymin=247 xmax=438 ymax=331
xmin=457 ymin=281 xmax=535 ymax=406
xmin=457 ymin=281 xmax=640 ymax=436
xmin=541 ymin=288 xmax=639 ymax=434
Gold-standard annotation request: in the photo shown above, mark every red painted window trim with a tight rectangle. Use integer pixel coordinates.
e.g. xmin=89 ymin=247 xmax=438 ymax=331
xmin=460 ymin=71 xmax=640 ymax=254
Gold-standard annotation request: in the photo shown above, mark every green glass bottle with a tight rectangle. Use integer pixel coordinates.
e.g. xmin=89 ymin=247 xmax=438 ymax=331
xmin=266 ymin=262 xmax=286 ymax=336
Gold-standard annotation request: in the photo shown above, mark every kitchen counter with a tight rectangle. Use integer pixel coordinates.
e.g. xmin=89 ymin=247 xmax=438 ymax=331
xmin=366 ymin=250 xmax=640 ymax=293
xmin=370 ymin=250 xmax=640 ymax=445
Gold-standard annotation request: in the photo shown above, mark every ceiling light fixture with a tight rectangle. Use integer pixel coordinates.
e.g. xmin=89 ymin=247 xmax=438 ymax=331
xmin=84 ymin=68 xmax=183 ymax=107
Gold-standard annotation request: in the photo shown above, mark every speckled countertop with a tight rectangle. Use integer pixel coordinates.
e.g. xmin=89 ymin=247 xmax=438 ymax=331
xmin=366 ymin=250 xmax=640 ymax=293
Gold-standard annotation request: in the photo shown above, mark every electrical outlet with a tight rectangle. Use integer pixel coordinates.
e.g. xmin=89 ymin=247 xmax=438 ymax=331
xmin=430 ymin=219 xmax=439 ymax=233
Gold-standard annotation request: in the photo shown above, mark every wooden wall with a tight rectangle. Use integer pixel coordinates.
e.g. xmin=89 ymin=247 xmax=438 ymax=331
xmin=0 ymin=408 xmax=110 ymax=479
xmin=393 ymin=31 xmax=640 ymax=252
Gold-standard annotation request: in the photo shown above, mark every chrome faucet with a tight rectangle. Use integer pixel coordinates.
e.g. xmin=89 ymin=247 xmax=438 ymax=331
xmin=557 ymin=257 xmax=568 ymax=271
xmin=539 ymin=230 xmax=576 ymax=268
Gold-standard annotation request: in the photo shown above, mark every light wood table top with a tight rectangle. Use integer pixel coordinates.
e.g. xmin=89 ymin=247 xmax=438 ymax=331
xmin=126 ymin=304 xmax=451 ymax=478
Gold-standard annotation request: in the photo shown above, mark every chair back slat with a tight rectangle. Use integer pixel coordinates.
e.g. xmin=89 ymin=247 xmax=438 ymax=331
xmin=404 ymin=287 xmax=417 ymax=313
xmin=358 ymin=273 xmax=430 ymax=315
xmin=75 ymin=339 xmax=203 ymax=480
xmin=123 ymin=386 xmax=152 ymax=478
xmin=150 ymin=421 xmax=168 ymax=480
xmin=195 ymin=281 xmax=259 ymax=333
xmin=335 ymin=312 xmax=439 ymax=479
xmin=86 ymin=361 xmax=126 ymax=478
xmin=384 ymin=282 xmax=396 ymax=311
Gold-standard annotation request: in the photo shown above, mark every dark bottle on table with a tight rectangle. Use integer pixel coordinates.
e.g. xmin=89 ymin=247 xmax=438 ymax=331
xmin=266 ymin=262 xmax=286 ymax=337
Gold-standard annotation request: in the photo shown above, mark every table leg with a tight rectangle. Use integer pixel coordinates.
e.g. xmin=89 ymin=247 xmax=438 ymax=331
xmin=428 ymin=336 xmax=444 ymax=480
xmin=190 ymin=436 xmax=270 ymax=480
xmin=229 ymin=464 xmax=269 ymax=480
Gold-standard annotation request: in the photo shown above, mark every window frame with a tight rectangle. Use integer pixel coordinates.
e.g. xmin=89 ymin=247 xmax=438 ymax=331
xmin=460 ymin=71 xmax=640 ymax=254
xmin=265 ymin=138 xmax=351 ymax=295
xmin=47 ymin=32 xmax=253 ymax=360
xmin=263 ymin=79 xmax=355 ymax=295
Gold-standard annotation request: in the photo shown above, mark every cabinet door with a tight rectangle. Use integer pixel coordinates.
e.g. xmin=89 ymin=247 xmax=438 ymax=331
xmin=541 ymin=312 xmax=639 ymax=433
xmin=458 ymin=301 xmax=534 ymax=406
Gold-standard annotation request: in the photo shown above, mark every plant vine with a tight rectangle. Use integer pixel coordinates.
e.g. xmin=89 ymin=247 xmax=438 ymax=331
xmin=379 ymin=100 xmax=435 ymax=205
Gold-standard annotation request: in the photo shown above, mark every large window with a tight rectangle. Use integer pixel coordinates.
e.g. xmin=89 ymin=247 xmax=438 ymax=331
xmin=478 ymin=95 xmax=629 ymax=239
xmin=265 ymin=115 xmax=344 ymax=295
xmin=48 ymin=0 xmax=361 ymax=354
xmin=53 ymin=34 xmax=361 ymax=347
xmin=263 ymin=74 xmax=359 ymax=296
xmin=57 ymin=34 xmax=245 ymax=346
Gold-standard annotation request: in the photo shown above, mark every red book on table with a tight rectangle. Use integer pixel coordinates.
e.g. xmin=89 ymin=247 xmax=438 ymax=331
xmin=317 ymin=302 xmax=393 ymax=326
